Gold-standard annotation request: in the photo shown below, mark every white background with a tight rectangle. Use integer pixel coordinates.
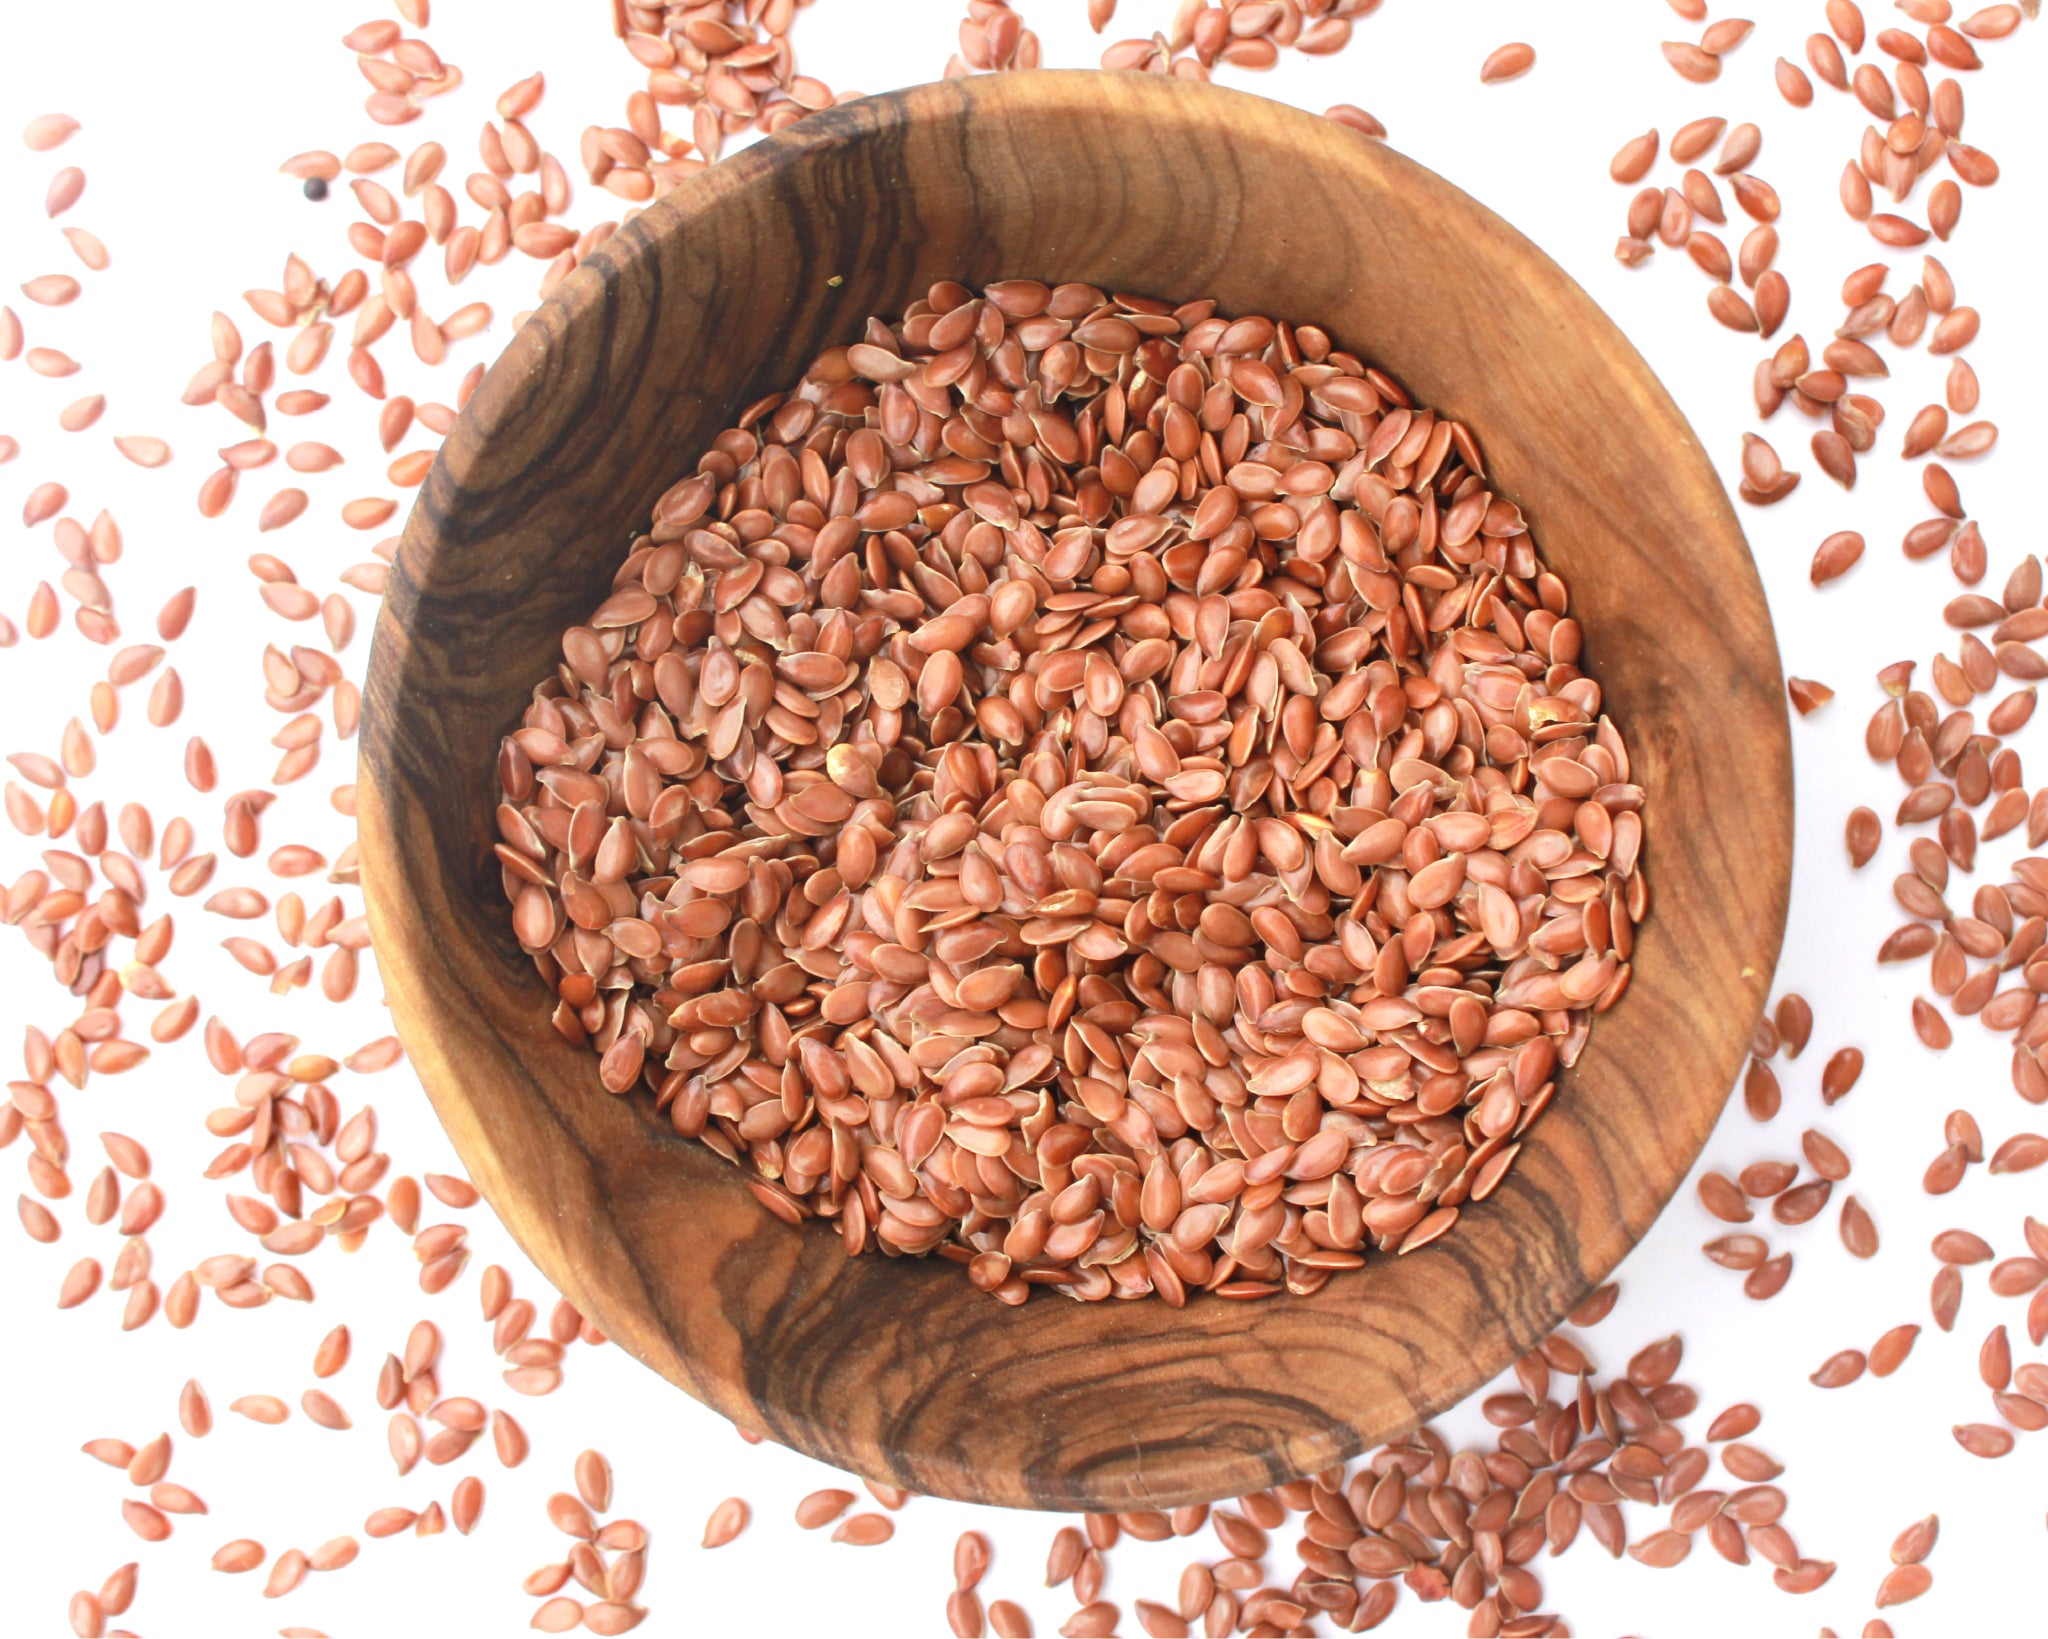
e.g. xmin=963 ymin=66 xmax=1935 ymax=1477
xmin=1 ymin=2 xmax=2043 ymax=1634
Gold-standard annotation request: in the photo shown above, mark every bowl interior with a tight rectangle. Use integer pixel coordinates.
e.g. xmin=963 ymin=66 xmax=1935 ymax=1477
xmin=360 ymin=71 xmax=1790 ymax=1510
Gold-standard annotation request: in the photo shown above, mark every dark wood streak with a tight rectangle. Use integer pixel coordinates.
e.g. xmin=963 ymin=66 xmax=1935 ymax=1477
xmin=358 ymin=71 xmax=1790 ymax=1511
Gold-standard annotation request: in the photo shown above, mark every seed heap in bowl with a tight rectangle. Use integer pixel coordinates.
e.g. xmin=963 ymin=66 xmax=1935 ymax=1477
xmin=495 ymin=280 xmax=1647 ymax=1305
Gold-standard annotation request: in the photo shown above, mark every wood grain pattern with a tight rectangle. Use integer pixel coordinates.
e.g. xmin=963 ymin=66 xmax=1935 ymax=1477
xmin=359 ymin=71 xmax=1790 ymax=1511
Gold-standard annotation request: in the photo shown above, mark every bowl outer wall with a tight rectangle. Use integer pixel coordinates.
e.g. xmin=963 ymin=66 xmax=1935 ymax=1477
xmin=359 ymin=70 xmax=1791 ymax=1510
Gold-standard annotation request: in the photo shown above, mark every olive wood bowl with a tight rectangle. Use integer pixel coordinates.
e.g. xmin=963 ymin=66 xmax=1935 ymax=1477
xmin=360 ymin=70 xmax=1790 ymax=1511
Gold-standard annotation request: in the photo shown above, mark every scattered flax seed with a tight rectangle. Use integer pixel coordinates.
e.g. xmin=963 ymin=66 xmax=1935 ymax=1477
xmin=1664 ymin=40 xmax=1722 ymax=81
xmin=1877 ymin=1562 xmax=1933 ymax=1607
xmin=1569 ymin=1282 xmax=1620 ymax=1326
xmin=23 ymin=113 xmax=80 ymax=150
xmin=493 ymin=1410 xmax=529 ymax=1468
xmin=1611 ymin=130 xmax=1660 ymax=183
xmin=1479 ymin=43 xmax=1536 ymax=83
xmin=833 ymin=1512 xmax=897 ymax=1546
xmin=1989 ymin=1257 xmax=2048 ymax=1296
xmin=1934 ymin=1230 xmax=1995 ymax=1266
xmin=1045 ymin=1526 xmax=1084 ymax=1586
xmin=19 ymin=1196 xmax=60 ymax=1242
xmin=57 ymin=1257 xmax=102 ymax=1308
xmin=1810 ymin=1348 xmax=1867 ymax=1387
xmin=1990 ymin=1133 xmax=2048 ymax=1174
xmin=1952 ymin=1423 xmax=2014 ymax=1458
xmin=1774 ymin=995 xmax=1812 ymax=1058
xmin=700 ymin=1497 xmax=748 ymax=1548
xmin=1869 ymin=1324 xmax=1920 ymax=1377
xmin=955 ymin=1530 xmax=991 ymax=1592
xmin=264 ymin=1548 xmax=309 ymax=1599
xmin=46 ymin=167 xmax=85 ymax=217
xmin=1745 ymin=1057 xmax=1782 ymax=1121
xmin=210 ymin=1539 xmax=265 ymax=1573
xmin=795 ymin=1489 xmax=856 ymax=1529
xmin=1788 ymin=678 xmax=1835 ymax=715
xmin=452 ymin=1477 xmax=485 ymax=1535
xmin=988 ymin=1600 xmax=1032 ymax=1637
xmin=1980 ymin=1323 xmax=2013 ymax=1390
xmin=1912 ymin=998 xmax=1954 ymax=1050
xmin=1722 ymin=1442 xmax=1782 ymax=1481
xmin=1746 ymin=1251 xmax=1794 ymax=1299
xmin=423 ymin=1172 xmax=479 ymax=1207
xmin=365 ymin=1508 xmax=418 ymax=1539
xmin=1706 ymin=1403 xmax=1761 ymax=1442
xmin=1926 ymin=1145 xmax=1970 ymax=1196
xmin=113 ymin=436 xmax=171 ymax=468
xmin=574 ymin=1450 xmax=612 ymax=1513
xmin=1739 ymin=432 xmax=1797 ymax=503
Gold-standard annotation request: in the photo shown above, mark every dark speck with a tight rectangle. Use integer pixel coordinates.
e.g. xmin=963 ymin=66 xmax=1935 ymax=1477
xmin=303 ymin=177 xmax=329 ymax=201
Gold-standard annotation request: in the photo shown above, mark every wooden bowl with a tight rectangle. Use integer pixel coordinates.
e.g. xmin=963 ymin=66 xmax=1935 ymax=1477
xmin=360 ymin=71 xmax=1790 ymax=1511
